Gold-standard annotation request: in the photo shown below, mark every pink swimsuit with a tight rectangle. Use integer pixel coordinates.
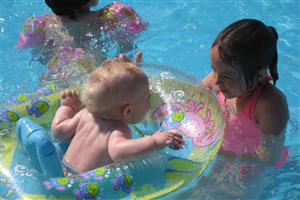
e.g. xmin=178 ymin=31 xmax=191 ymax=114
xmin=218 ymin=79 xmax=289 ymax=165
xmin=218 ymin=85 xmax=265 ymax=155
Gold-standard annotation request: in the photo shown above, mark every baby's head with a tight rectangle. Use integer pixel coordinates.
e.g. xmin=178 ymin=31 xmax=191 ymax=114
xmin=210 ymin=19 xmax=278 ymax=98
xmin=45 ymin=0 xmax=98 ymax=19
xmin=81 ymin=60 xmax=150 ymax=124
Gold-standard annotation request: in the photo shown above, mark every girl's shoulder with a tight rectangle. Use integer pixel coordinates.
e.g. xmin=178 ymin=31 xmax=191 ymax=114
xmin=258 ymin=83 xmax=287 ymax=110
xmin=95 ymin=2 xmax=147 ymax=33
xmin=255 ymin=83 xmax=289 ymax=135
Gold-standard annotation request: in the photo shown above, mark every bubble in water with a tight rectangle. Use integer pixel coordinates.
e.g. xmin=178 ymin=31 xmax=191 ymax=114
xmin=160 ymin=71 xmax=175 ymax=80
xmin=172 ymin=90 xmax=185 ymax=99
xmin=0 ymin=18 xmax=4 ymax=33
xmin=14 ymin=165 xmax=33 ymax=176
xmin=0 ymin=129 xmax=10 ymax=136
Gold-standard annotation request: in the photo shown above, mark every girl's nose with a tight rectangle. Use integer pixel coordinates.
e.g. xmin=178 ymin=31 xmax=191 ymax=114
xmin=214 ymin=72 xmax=222 ymax=85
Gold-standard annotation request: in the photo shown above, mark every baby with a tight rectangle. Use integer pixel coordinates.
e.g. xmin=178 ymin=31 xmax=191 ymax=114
xmin=51 ymin=59 xmax=183 ymax=175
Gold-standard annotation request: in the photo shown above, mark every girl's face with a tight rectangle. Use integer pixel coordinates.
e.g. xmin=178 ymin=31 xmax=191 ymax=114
xmin=210 ymin=46 xmax=248 ymax=99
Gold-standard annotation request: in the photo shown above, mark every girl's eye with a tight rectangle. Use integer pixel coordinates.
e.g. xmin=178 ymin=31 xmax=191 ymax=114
xmin=222 ymin=75 xmax=231 ymax=79
xmin=220 ymin=74 xmax=233 ymax=80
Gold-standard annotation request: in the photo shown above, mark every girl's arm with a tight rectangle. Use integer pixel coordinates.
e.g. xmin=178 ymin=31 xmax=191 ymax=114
xmin=108 ymin=129 xmax=183 ymax=162
xmin=257 ymin=87 xmax=289 ymax=136
xmin=255 ymin=88 xmax=289 ymax=163
xmin=254 ymin=131 xmax=286 ymax=164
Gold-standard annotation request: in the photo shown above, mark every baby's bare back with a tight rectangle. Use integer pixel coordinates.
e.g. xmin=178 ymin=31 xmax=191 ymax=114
xmin=63 ymin=109 xmax=117 ymax=173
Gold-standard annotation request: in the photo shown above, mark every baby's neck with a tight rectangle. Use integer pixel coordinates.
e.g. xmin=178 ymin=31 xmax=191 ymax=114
xmin=94 ymin=114 xmax=127 ymax=125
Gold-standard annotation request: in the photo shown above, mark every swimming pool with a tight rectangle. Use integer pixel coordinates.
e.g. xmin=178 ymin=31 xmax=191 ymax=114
xmin=1 ymin=0 xmax=299 ymax=199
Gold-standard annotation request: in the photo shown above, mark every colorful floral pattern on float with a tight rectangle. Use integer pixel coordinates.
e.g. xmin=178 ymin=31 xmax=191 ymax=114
xmin=0 ymin=75 xmax=224 ymax=199
xmin=1 ymin=84 xmax=57 ymax=135
xmin=6 ymin=84 xmax=56 ymax=106
xmin=152 ymin=99 xmax=222 ymax=147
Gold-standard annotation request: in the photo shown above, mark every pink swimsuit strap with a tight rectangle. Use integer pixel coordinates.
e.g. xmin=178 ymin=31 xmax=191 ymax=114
xmin=234 ymin=76 xmax=272 ymax=121
xmin=244 ymin=75 xmax=273 ymax=119
xmin=244 ymin=83 xmax=265 ymax=120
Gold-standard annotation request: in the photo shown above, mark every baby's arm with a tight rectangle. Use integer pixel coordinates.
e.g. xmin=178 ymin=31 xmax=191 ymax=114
xmin=108 ymin=129 xmax=183 ymax=162
xmin=51 ymin=90 xmax=81 ymax=141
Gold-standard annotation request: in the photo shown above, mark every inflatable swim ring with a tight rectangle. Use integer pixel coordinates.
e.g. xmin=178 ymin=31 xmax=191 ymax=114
xmin=0 ymin=66 xmax=224 ymax=199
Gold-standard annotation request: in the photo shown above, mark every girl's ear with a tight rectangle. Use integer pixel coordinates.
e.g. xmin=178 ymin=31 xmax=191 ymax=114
xmin=247 ymin=70 xmax=266 ymax=92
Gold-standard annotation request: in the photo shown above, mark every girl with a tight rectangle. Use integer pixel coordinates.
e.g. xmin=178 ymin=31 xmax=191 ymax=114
xmin=17 ymin=0 xmax=146 ymax=81
xmin=173 ymin=19 xmax=290 ymax=200
xmin=202 ymin=19 xmax=289 ymax=164
xmin=18 ymin=0 xmax=146 ymax=49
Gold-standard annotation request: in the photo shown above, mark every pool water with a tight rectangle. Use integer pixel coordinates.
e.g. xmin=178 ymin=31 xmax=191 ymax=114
xmin=1 ymin=0 xmax=299 ymax=199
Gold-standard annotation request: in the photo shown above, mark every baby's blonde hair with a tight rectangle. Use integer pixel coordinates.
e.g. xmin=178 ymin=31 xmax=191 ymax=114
xmin=80 ymin=60 xmax=148 ymax=117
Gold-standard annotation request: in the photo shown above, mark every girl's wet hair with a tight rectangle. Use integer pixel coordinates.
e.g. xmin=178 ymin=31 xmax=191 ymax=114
xmin=45 ymin=0 xmax=91 ymax=19
xmin=212 ymin=19 xmax=279 ymax=86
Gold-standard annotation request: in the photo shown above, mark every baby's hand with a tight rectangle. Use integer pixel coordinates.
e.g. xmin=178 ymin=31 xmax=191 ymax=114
xmin=60 ymin=90 xmax=81 ymax=112
xmin=153 ymin=131 xmax=184 ymax=150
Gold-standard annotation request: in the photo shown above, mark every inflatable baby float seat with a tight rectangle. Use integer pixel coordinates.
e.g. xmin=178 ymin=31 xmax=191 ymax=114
xmin=16 ymin=118 xmax=64 ymax=177
xmin=1 ymin=65 xmax=225 ymax=199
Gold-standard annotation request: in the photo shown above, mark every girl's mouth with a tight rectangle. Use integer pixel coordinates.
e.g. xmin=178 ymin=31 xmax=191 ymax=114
xmin=220 ymin=88 xmax=228 ymax=93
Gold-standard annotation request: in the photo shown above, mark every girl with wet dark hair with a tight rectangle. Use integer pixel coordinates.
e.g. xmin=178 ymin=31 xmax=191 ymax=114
xmin=44 ymin=0 xmax=98 ymax=20
xmin=17 ymin=0 xmax=146 ymax=81
xmin=18 ymin=0 xmax=146 ymax=48
xmin=202 ymin=19 xmax=289 ymax=164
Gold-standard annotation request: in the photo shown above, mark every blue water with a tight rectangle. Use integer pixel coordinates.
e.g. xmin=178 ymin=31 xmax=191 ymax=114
xmin=1 ymin=0 xmax=299 ymax=199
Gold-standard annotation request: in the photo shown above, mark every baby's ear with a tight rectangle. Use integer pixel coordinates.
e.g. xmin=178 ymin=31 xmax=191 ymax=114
xmin=135 ymin=51 xmax=142 ymax=67
xmin=122 ymin=104 xmax=132 ymax=117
